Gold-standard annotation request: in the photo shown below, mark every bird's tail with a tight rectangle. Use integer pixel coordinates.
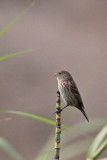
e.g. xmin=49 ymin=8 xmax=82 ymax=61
xmin=81 ymin=108 xmax=89 ymax=122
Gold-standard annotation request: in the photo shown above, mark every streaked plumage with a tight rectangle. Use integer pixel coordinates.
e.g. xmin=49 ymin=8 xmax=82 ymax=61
xmin=55 ymin=70 xmax=89 ymax=122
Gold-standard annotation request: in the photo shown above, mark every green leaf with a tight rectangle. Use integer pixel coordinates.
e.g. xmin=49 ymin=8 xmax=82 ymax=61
xmin=0 ymin=110 xmax=67 ymax=128
xmin=0 ymin=50 xmax=32 ymax=62
xmin=0 ymin=2 xmax=35 ymax=37
xmin=93 ymin=140 xmax=107 ymax=160
xmin=87 ymin=125 xmax=107 ymax=160
xmin=0 ymin=137 xmax=24 ymax=160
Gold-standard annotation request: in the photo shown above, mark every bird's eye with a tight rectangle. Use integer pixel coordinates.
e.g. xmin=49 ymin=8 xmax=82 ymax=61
xmin=59 ymin=72 xmax=62 ymax=75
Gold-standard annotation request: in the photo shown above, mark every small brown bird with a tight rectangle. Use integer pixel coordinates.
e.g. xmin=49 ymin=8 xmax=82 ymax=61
xmin=55 ymin=70 xmax=89 ymax=122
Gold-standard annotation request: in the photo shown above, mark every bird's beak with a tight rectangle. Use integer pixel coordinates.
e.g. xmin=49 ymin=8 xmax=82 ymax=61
xmin=54 ymin=73 xmax=58 ymax=77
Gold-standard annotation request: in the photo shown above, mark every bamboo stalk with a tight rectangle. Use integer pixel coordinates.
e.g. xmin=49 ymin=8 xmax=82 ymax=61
xmin=54 ymin=91 xmax=61 ymax=160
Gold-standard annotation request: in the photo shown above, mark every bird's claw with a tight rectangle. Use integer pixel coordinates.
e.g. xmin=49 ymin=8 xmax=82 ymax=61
xmin=53 ymin=108 xmax=62 ymax=114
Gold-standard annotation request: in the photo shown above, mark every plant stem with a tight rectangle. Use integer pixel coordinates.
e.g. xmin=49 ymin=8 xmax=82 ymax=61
xmin=54 ymin=91 xmax=61 ymax=160
xmin=93 ymin=140 xmax=107 ymax=160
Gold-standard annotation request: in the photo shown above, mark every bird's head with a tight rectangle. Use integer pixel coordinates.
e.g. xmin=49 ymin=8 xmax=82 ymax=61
xmin=55 ymin=70 xmax=72 ymax=81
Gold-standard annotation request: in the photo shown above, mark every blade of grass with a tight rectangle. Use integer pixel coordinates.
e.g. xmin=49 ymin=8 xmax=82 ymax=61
xmin=93 ymin=140 xmax=107 ymax=160
xmin=0 ymin=110 xmax=67 ymax=128
xmin=87 ymin=125 xmax=107 ymax=160
xmin=0 ymin=50 xmax=32 ymax=62
xmin=0 ymin=2 xmax=35 ymax=37
xmin=0 ymin=137 xmax=24 ymax=160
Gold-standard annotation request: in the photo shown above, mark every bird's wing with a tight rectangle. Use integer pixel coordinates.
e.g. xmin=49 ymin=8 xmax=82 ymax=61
xmin=68 ymin=79 xmax=84 ymax=109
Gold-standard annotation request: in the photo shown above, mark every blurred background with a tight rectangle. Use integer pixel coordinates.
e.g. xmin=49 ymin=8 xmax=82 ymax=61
xmin=0 ymin=0 xmax=107 ymax=160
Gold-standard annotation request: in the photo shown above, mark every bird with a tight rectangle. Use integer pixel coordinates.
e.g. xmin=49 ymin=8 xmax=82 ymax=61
xmin=55 ymin=70 xmax=89 ymax=122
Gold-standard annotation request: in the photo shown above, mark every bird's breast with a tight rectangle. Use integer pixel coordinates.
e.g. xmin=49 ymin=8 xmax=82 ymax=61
xmin=58 ymin=80 xmax=75 ymax=105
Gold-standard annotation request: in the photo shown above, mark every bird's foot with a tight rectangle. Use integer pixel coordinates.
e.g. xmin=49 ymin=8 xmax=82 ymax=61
xmin=53 ymin=108 xmax=62 ymax=114
xmin=53 ymin=105 xmax=68 ymax=114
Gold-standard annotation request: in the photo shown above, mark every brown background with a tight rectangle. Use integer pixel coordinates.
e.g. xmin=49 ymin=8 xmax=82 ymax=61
xmin=0 ymin=0 xmax=107 ymax=160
